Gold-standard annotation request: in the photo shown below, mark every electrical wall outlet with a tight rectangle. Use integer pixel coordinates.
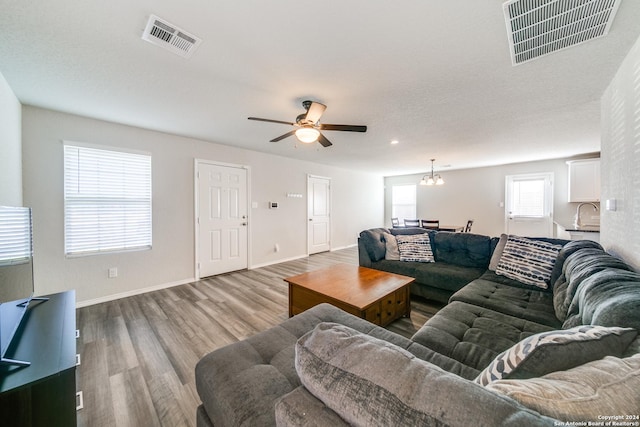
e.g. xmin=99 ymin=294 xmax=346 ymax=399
xmin=108 ymin=267 xmax=118 ymax=278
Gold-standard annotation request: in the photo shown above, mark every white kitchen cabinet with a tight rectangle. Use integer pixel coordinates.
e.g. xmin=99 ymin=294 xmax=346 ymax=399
xmin=567 ymin=159 xmax=600 ymax=202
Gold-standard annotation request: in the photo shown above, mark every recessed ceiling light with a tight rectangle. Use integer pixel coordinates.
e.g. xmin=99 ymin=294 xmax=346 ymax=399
xmin=391 ymin=140 xmax=399 ymax=145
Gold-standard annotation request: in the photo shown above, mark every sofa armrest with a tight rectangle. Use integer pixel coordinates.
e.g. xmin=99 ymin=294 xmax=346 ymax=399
xmin=357 ymin=237 xmax=372 ymax=267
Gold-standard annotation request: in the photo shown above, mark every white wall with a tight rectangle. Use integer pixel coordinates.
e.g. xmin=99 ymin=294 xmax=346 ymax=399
xmin=384 ymin=157 xmax=594 ymax=238
xmin=600 ymin=33 xmax=640 ymax=270
xmin=0 ymin=71 xmax=23 ymax=206
xmin=22 ymin=106 xmax=384 ymax=304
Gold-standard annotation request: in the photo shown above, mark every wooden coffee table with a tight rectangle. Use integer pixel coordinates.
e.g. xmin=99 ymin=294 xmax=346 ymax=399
xmin=285 ymin=264 xmax=414 ymax=327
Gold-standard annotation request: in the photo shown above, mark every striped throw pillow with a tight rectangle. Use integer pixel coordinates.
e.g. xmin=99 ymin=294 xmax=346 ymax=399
xmin=396 ymin=234 xmax=434 ymax=263
xmin=495 ymin=235 xmax=562 ymax=288
xmin=475 ymin=325 xmax=637 ymax=386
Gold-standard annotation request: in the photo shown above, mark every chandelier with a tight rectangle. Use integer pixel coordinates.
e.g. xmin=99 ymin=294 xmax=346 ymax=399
xmin=419 ymin=159 xmax=444 ymax=186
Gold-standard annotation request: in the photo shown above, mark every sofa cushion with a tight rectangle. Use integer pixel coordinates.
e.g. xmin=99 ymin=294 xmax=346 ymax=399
xmin=433 ymin=232 xmax=492 ymax=268
xmin=474 ymin=325 xmax=637 ymax=386
xmin=275 ymin=386 xmax=349 ymax=427
xmin=553 ymin=247 xmax=633 ymax=321
xmin=411 ymin=301 xmax=553 ymax=372
xmin=396 ymin=233 xmax=434 ymax=262
xmin=563 ymin=268 xmax=640 ymax=330
xmin=495 ymin=235 xmax=563 ymax=289
xmin=295 ymin=322 xmax=554 ymax=427
xmin=485 ymin=354 xmax=640 ymax=421
xmin=371 ymin=259 xmax=485 ymax=293
xmin=450 ymin=273 xmax=561 ymax=328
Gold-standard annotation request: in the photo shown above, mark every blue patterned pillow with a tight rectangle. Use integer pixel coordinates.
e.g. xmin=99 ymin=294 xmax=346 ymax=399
xmin=495 ymin=235 xmax=562 ymax=288
xmin=396 ymin=234 xmax=434 ymax=263
xmin=474 ymin=325 xmax=637 ymax=386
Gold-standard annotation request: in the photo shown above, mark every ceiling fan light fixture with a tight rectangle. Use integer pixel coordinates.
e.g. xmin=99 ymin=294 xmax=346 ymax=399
xmin=295 ymin=127 xmax=320 ymax=143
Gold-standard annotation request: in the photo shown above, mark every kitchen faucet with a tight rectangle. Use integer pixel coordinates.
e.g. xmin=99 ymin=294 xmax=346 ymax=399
xmin=574 ymin=202 xmax=599 ymax=228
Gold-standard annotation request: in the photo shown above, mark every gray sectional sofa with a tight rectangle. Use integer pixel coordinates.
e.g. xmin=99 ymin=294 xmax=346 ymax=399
xmin=195 ymin=229 xmax=640 ymax=426
xmin=358 ymin=227 xmax=568 ymax=304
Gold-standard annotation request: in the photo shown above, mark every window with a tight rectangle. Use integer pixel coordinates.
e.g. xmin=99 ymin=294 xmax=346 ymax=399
xmin=0 ymin=206 xmax=32 ymax=266
xmin=391 ymin=184 xmax=416 ymax=223
xmin=64 ymin=144 xmax=152 ymax=256
xmin=508 ymin=178 xmax=546 ymax=217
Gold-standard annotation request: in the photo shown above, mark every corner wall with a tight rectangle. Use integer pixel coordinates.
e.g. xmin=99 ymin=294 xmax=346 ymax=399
xmin=600 ymin=33 xmax=640 ymax=270
xmin=22 ymin=106 xmax=384 ymax=304
xmin=0 ymin=71 xmax=22 ymax=206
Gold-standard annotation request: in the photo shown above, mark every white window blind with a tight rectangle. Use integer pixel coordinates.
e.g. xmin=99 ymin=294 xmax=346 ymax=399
xmin=392 ymin=184 xmax=417 ymax=223
xmin=0 ymin=206 xmax=32 ymax=266
xmin=64 ymin=145 xmax=152 ymax=256
xmin=509 ymin=178 xmax=545 ymax=217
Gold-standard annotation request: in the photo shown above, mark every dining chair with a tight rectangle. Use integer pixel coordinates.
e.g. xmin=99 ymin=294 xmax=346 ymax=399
xmin=404 ymin=219 xmax=420 ymax=227
xmin=391 ymin=217 xmax=401 ymax=228
xmin=464 ymin=219 xmax=474 ymax=233
xmin=421 ymin=219 xmax=440 ymax=229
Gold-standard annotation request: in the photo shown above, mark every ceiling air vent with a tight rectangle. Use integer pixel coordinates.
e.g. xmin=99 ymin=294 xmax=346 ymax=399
xmin=503 ymin=0 xmax=622 ymax=65
xmin=142 ymin=15 xmax=202 ymax=58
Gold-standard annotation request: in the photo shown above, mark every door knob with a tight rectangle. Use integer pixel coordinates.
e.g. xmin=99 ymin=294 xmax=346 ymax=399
xmin=309 ymin=218 xmax=313 ymax=222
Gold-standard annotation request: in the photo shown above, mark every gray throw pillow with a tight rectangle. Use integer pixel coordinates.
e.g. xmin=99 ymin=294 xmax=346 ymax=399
xmin=295 ymin=322 xmax=548 ymax=426
xmin=475 ymin=325 xmax=637 ymax=386
xmin=382 ymin=232 xmax=400 ymax=260
xmin=488 ymin=233 xmax=507 ymax=271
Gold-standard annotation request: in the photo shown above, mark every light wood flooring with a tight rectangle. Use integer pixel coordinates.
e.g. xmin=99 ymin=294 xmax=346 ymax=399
xmin=75 ymin=247 xmax=443 ymax=427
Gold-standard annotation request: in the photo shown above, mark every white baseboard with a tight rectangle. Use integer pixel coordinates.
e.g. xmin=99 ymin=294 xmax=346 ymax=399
xmin=330 ymin=243 xmax=357 ymax=251
xmin=76 ymin=245 xmax=358 ymax=308
xmin=250 ymin=254 xmax=308 ymax=269
xmin=75 ymin=277 xmax=196 ymax=308
xmin=249 ymin=244 xmax=357 ymax=270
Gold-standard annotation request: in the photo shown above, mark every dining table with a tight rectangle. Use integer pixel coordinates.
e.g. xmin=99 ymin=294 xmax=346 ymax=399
xmin=434 ymin=225 xmax=464 ymax=232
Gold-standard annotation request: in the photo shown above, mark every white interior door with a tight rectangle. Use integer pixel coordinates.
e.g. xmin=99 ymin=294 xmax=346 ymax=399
xmin=308 ymin=175 xmax=331 ymax=254
xmin=196 ymin=161 xmax=248 ymax=278
xmin=505 ymin=173 xmax=554 ymax=237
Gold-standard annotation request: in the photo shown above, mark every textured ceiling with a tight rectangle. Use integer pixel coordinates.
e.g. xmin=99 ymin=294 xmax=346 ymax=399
xmin=2 ymin=0 xmax=640 ymax=176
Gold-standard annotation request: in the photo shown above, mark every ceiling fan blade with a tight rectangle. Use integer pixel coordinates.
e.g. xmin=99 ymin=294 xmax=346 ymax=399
xmin=317 ymin=133 xmax=333 ymax=147
xmin=248 ymin=117 xmax=295 ymax=126
xmin=320 ymin=124 xmax=367 ymax=132
xmin=270 ymin=130 xmax=296 ymax=142
xmin=304 ymin=102 xmax=327 ymax=124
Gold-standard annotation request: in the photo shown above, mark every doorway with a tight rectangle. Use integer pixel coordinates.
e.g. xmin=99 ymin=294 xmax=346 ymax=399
xmin=307 ymin=175 xmax=331 ymax=254
xmin=195 ymin=160 xmax=249 ymax=278
xmin=505 ymin=172 xmax=554 ymax=237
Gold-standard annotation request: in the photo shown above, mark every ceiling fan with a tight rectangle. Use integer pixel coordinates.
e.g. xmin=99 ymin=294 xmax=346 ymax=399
xmin=248 ymin=100 xmax=367 ymax=147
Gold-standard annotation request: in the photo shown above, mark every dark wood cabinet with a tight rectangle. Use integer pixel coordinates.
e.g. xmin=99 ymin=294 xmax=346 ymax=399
xmin=0 ymin=291 xmax=77 ymax=426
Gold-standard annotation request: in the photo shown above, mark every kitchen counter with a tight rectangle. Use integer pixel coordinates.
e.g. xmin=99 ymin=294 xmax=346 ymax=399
xmin=554 ymin=222 xmax=600 ymax=242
